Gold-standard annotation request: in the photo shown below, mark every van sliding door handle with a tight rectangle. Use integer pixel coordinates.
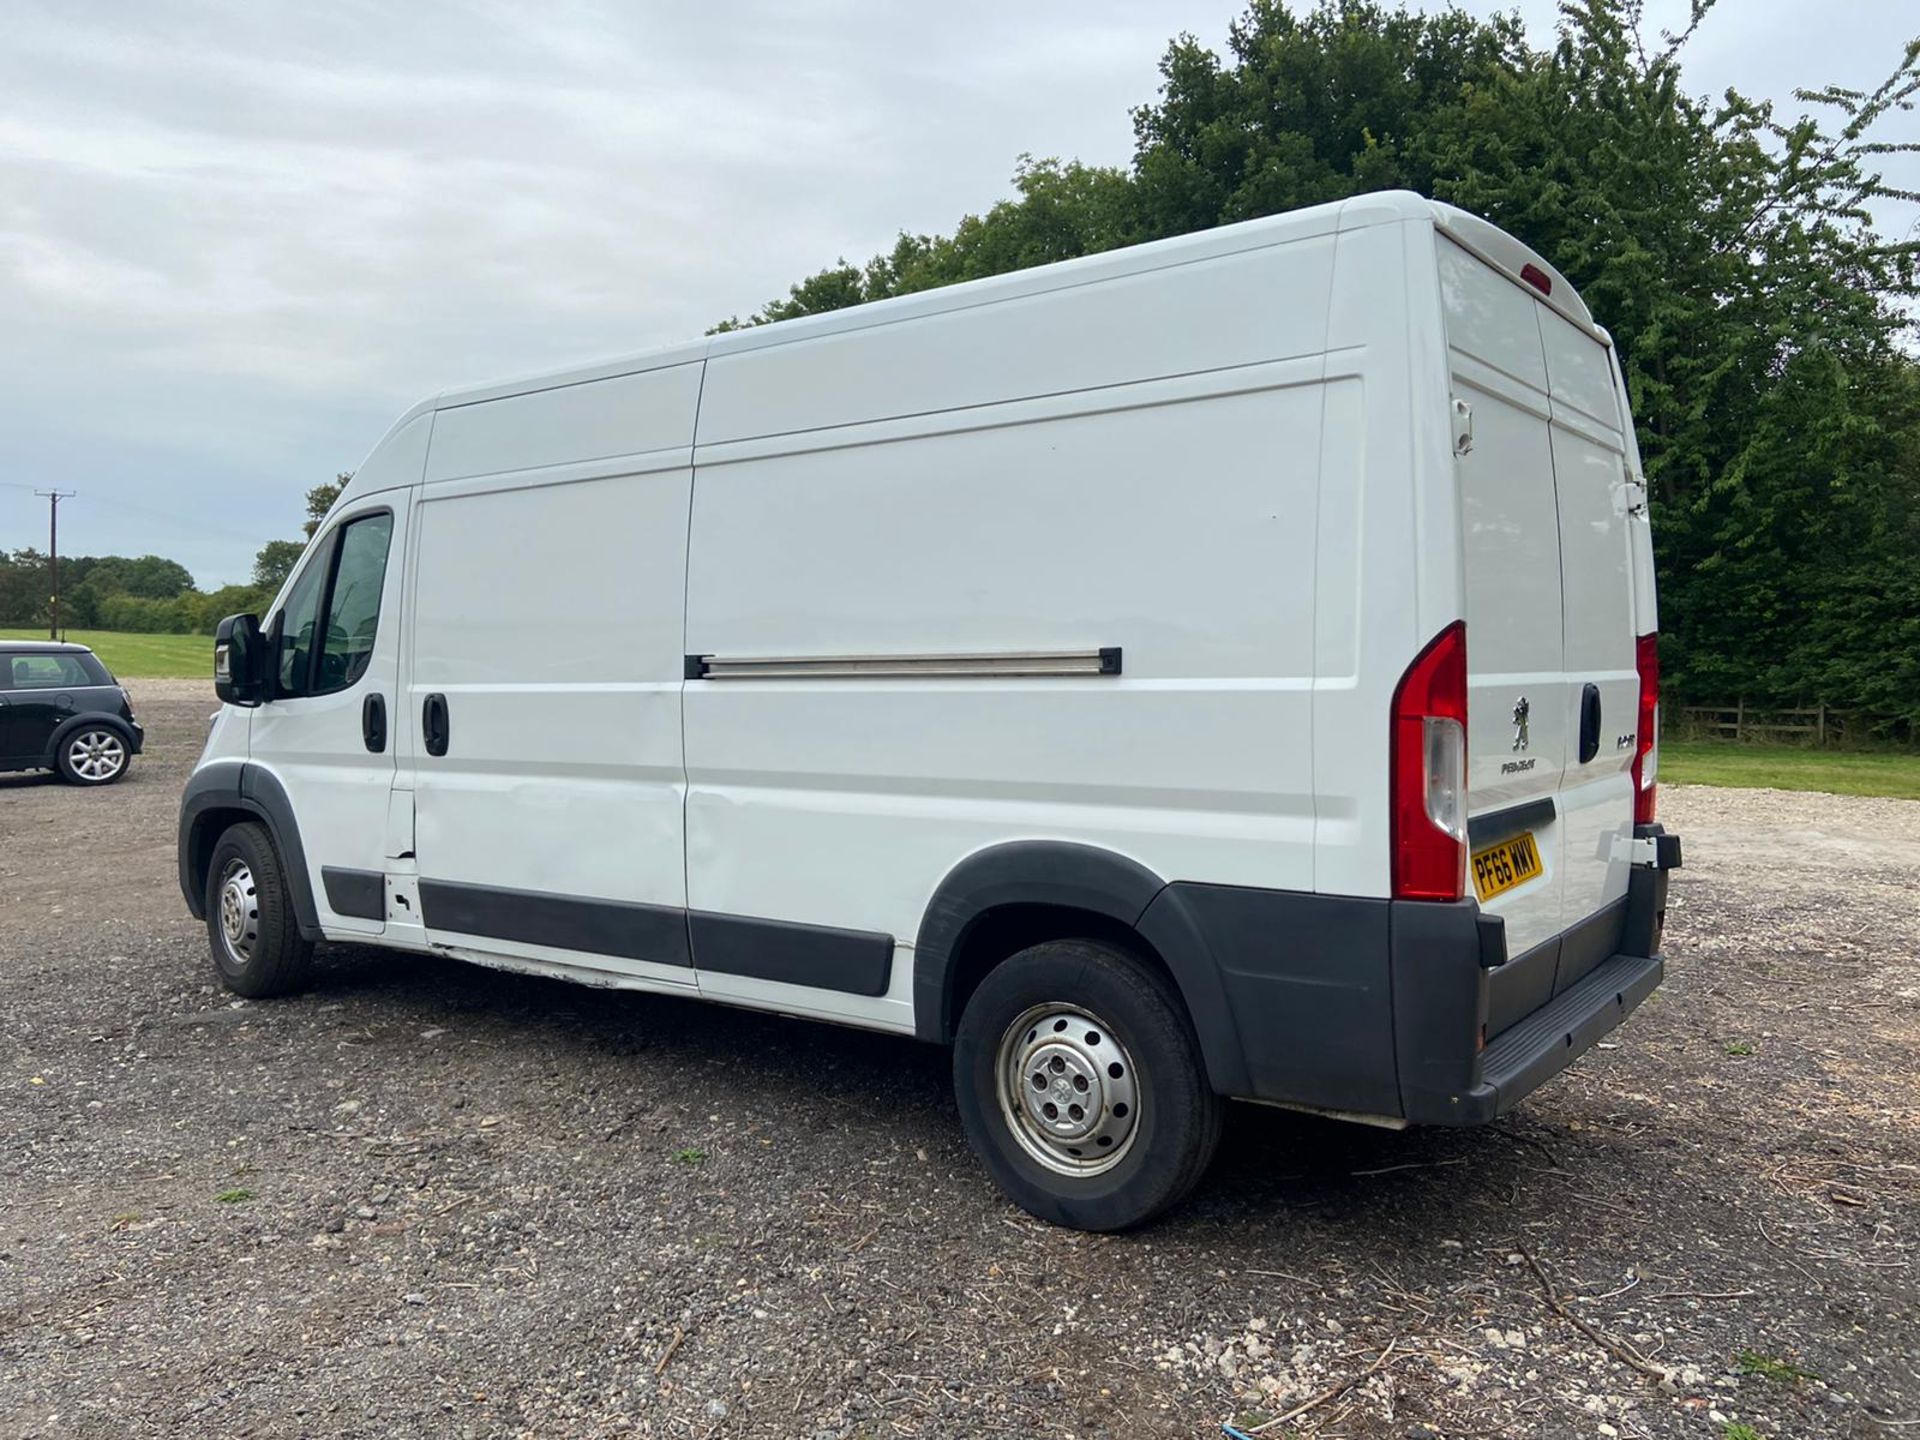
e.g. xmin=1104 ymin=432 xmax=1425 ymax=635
xmin=423 ymin=693 xmax=450 ymax=757
xmin=362 ymin=693 xmax=387 ymax=753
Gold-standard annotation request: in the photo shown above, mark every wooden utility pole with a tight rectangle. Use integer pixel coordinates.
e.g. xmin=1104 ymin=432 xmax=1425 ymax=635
xmin=34 ymin=489 xmax=76 ymax=640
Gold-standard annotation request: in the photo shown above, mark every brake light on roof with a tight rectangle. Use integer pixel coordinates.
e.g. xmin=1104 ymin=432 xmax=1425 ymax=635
xmin=1390 ymin=621 xmax=1468 ymax=901
xmin=1632 ymin=631 xmax=1659 ymax=824
xmin=1520 ymin=263 xmax=1552 ymax=297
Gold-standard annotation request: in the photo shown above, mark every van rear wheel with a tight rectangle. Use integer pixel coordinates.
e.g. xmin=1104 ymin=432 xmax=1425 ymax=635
xmin=204 ymin=821 xmax=314 ymax=998
xmin=953 ymin=939 xmax=1221 ymax=1231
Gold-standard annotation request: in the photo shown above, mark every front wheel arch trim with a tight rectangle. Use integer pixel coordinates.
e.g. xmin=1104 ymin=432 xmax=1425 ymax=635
xmin=178 ymin=762 xmax=321 ymax=939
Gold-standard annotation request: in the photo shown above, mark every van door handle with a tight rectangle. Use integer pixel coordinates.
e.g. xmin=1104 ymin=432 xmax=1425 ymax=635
xmin=1577 ymin=682 xmax=1602 ymax=765
xmin=423 ymin=693 xmax=449 ymax=757
xmin=362 ymin=693 xmax=387 ymax=753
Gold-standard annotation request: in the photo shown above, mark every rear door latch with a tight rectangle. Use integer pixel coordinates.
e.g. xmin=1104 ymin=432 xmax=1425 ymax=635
xmin=1451 ymin=397 xmax=1474 ymax=456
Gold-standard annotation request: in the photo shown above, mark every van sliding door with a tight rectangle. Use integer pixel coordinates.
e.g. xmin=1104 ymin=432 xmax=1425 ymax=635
xmin=402 ymin=366 xmax=702 ymax=980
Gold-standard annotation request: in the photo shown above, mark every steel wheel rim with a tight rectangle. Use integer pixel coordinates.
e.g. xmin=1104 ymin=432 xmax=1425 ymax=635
xmin=217 ymin=859 xmax=259 ymax=966
xmin=995 ymin=1003 xmax=1141 ymax=1177
xmin=68 ymin=730 xmax=125 ymax=781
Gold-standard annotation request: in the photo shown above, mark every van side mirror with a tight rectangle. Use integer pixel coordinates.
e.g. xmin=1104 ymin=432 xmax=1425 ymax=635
xmin=214 ymin=613 xmax=267 ymax=707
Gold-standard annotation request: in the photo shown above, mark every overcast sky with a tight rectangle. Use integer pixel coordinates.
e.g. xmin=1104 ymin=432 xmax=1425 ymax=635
xmin=3 ymin=0 xmax=1915 ymax=587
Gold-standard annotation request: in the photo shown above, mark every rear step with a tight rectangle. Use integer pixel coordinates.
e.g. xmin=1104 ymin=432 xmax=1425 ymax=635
xmin=1471 ymin=951 xmax=1663 ymax=1119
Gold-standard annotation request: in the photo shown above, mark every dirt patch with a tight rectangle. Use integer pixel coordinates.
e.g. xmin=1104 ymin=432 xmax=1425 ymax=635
xmin=0 ymin=688 xmax=1915 ymax=1438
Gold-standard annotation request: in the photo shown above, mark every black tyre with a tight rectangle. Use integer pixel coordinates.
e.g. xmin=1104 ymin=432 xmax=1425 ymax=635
xmin=203 ymin=821 xmax=314 ymax=998
xmin=56 ymin=725 xmax=132 ymax=786
xmin=953 ymin=939 xmax=1222 ymax=1231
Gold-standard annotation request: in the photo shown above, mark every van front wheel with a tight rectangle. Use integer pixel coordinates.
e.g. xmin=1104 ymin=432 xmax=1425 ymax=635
xmin=203 ymin=821 xmax=314 ymax=998
xmin=953 ymin=940 xmax=1221 ymax=1231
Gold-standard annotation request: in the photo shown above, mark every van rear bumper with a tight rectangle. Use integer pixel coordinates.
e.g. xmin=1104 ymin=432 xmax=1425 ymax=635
xmin=1461 ymin=950 xmax=1662 ymax=1122
xmin=1403 ymin=830 xmax=1677 ymax=1125
xmin=1158 ymin=827 xmax=1678 ymax=1124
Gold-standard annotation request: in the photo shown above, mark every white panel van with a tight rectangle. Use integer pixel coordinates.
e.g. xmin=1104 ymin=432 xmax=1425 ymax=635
xmin=181 ymin=191 xmax=1681 ymax=1230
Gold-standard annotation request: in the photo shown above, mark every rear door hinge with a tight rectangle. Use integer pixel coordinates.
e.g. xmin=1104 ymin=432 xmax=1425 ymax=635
xmin=1451 ymin=397 xmax=1474 ymax=456
xmin=1618 ymin=832 xmax=1682 ymax=869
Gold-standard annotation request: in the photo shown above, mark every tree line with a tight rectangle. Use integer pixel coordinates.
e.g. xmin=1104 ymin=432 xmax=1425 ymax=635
xmin=0 ymin=477 xmax=344 ymax=634
xmin=716 ymin=0 xmax=1920 ymax=722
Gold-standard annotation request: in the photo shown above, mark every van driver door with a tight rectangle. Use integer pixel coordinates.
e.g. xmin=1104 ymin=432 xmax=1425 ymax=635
xmin=248 ymin=489 xmax=412 ymax=936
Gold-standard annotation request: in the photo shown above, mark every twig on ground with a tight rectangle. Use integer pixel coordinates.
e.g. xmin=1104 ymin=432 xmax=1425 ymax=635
xmin=654 ymin=1325 xmax=687 ymax=1376
xmin=1645 ymin=1288 xmax=1757 ymax=1301
xmin=1250 ymin=1339 xmax=1399 ymax=1433
xmin=1517 ymin=1246 xmax=1671 ymax=1389
xmin=1589 ymin=1272 xmax=1641 ymax=1301
xmin=1350 ymin=1159 xmax=1466 ymax=1177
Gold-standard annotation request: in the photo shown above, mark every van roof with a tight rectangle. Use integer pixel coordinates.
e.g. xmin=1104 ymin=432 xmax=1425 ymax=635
xmin=352 ymin=191 xmax=1593 ymax=482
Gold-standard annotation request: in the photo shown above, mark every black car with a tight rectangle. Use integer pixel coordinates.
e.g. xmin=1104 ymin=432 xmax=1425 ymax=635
xmin=0 ymin=641 xmax=144 ymax=786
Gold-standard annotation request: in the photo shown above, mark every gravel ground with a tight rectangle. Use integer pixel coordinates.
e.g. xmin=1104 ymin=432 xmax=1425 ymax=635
xmin=1 ymin=681 xmax=1915 ymax=1439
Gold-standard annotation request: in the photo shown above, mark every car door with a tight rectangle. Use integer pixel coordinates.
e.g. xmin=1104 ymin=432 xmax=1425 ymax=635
xmin=247 ymin=497 xmax=409 ymax=934
xmin=4 ymin=652 xmax=92 ymax=763
xmin=0 ymin=657 xmax=18 ymax=760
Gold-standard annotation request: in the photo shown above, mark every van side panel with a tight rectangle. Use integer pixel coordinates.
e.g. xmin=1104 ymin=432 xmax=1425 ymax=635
xmin=1310 ymin=219 xmax=1442 ymax=900
xmin=405 ymin=367 xmax=699 ymax=981
xmin=424 ymin=363 xmax=703 ymax=482
xmin=697 ymin=239 xmax=1333 ymax=444
xmin=685 ymin=237 xmax=1334 ymax=1009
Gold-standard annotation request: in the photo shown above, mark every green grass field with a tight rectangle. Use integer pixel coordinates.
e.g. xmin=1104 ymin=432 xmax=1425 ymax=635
xmin=1 ymin=629 xmax=208 ymax=679
xmin=1662 ymin=740 xmax=1920 ymax=800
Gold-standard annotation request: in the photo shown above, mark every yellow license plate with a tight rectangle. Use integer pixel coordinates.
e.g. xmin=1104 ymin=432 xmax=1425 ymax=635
xmin=1471 ymin=831 xmax=1543 ymax=902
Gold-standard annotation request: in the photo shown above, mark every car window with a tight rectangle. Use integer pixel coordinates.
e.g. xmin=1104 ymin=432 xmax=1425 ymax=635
xmin=318 ymin=513 xmax=394 ymax=692
xmin=9 ymin=653 xmax=92 ymax=689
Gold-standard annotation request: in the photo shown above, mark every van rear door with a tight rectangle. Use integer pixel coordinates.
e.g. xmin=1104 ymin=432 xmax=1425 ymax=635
xmin=1435 ymin=228 xmax=1639 ymax=1030
xmin=1437 ymin=238 xmax=1568 ymax=973
xmin=1537 ymin=307 xmax=1639 ymax=991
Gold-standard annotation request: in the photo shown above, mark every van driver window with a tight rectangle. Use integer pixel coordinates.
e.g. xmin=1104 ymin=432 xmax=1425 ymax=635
xmin=274 ymin=511 xmax=393 ymax=698
xmin=275 ymin=540 xmax=331 ymax=697
xmin=318 ymin=513 xmax=394 ymax=691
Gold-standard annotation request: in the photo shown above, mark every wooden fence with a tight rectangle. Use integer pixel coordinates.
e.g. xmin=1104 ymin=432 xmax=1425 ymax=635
xmin=1676 ymin=703 xmax=1845 ymax=746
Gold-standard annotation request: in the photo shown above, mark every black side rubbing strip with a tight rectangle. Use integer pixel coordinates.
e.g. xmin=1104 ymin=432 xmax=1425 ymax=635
xmin=690 ymin=912 xmax=895 ymax=997
xmin=419 ymin=879 xmax=691 ymax=967
xmin=322 ymin=866 xmax=386 ymax=921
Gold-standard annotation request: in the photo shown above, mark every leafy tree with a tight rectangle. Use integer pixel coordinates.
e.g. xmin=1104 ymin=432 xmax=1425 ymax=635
xmin=303 ymin=473 xmax=350 ymax=538
xmin=71 ymin=554 xmax=194 ymax=600
xmin=252 ymin=539 xmax=306 ymax=592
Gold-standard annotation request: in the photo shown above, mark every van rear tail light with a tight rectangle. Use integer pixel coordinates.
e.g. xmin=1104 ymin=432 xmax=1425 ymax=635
xmin=1520 ymin=263 xmax=1552 ymax=296
xmin=1632 ymin=631 xmax=1659 ymax=824
xmin=1391 ymin=621 xmax=1468 ymax=901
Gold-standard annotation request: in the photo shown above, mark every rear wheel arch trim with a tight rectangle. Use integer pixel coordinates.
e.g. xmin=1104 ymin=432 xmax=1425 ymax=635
xmin=178 ymin=762 xmax=321 ymax=939
xmin=910 ymin=840 xmax=1251 ymax=1096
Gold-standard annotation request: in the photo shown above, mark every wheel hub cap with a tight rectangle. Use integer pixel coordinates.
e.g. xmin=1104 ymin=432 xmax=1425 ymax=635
xmin=995 ymin=1004 xmax=1140 ymax=1177
xmin=69 ymin=731 xmax=124 ymax=780
xmin=218 ymin=861 xmax=258 ymax=964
